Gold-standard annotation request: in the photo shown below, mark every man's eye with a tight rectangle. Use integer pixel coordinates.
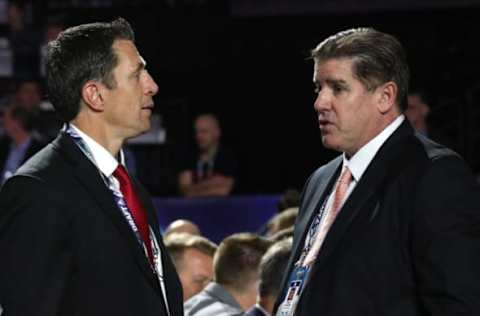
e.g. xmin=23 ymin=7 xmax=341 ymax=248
xmin=333 ymin=85 xmax=343 ymax=92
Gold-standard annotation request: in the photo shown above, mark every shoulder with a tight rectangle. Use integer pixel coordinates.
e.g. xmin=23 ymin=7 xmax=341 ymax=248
xmin=16 ymin=141 xmax=65 ymax=180
xmin=185 ymin=283 xmax=243 ymax=316
xmin=415 ymin=133 xmax=460 ymax=162
xmin=185 ymin=298 xmax=242 ymax=316
xmin=184 ymin=290 xmax=215 ymax=315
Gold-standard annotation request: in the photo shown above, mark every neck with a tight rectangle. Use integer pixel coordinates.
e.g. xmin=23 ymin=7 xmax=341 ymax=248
xmin=225 ymin=283 xmax=257 ymax=312
xmin=345 ymin=113 xmax=399 ymax=158
xmin=71 ymin=116 xmax=123 ymax=157
xmin=258 ymin=295 xmax=275 ymax=315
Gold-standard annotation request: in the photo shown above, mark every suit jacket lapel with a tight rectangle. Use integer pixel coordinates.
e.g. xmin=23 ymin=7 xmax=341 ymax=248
xmin=135 ymin=179 xmax=184 ymax=314
xmin=311 ymin=120 xmax=415 ymax=274
xmin=52 ymin=132 xmax=161 ymax=291
xmin=289 ymin=157 xmax=343 ymax=274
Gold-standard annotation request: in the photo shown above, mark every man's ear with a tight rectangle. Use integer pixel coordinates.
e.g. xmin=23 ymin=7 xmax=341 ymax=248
xmin=81 ymin=81 xmax=104 ymax=112
xmin=377 ymin=81 xmax=398 ymax=114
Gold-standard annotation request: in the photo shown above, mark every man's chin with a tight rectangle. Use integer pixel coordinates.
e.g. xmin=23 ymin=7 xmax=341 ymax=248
xmin=321 ymin=136 xmax=340 ymax=152
xmin=125 ymin=124 xmax=151 ymax=140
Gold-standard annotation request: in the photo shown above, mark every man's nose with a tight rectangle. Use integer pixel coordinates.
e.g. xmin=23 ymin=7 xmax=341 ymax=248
xmin=314 ymin=91 xmax=331 ymax=112
xmin=144 ymin=72 xmax=159 ymax=96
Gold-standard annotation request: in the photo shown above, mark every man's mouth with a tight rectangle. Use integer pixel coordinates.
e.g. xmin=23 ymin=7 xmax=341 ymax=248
xmin=141 ymin=104 xmax=154 ymax=111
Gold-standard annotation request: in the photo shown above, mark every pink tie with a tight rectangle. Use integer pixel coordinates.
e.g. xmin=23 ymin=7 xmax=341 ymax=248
xmin=303 ymin=166 xmax=353 ymax=266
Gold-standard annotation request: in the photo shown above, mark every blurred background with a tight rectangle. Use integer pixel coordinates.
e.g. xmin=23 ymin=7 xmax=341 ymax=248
xmin=0 ymin=0 xmax=479 ymax=198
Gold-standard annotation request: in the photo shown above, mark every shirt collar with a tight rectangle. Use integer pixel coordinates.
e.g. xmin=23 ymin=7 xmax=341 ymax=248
xmin=254 ymin=303 xmax=270 ymax=316
xmin=343 ymin=115 xmax=405 ymax=182
xmin=69 ymin=124 xmax=123 ymax=177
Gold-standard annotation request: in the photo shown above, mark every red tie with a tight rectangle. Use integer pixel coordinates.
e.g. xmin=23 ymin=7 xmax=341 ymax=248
xmin=113 ymin=165 xmax=154 ymax=266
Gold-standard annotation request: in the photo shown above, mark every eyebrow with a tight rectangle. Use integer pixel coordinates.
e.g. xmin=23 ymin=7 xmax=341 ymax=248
xmin=325 ymin=78 xmax=347 ymax=86
xmin=314 ymin=75 xmax=347 ymax=83
xmin=131 ymin=60 xmax=146 ymax=77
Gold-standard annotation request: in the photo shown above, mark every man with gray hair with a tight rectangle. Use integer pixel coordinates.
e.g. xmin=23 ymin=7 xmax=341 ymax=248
xmin=274 ymin=28 xmax=480 ymax=316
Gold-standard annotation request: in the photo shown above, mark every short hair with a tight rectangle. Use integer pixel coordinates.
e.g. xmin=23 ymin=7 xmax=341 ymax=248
xmin=164 ymin=233 xmax=217 ymax=270
xmin=311 ymin=27 xmax=410 ymax=112
xmin=46 ymin=17 xmax=134 ymax=122
xmin=258 ymin=238 xmax=292 ymax=298
xmin=267 ymin=207 xmax=299 ymax=237
xmin=214 ymin=233 xmax=272 ymax=292
xmin=164 ymin=219 xmax=201 ymax=237
xmin=269 ymin=226 xmax=294 ymax=243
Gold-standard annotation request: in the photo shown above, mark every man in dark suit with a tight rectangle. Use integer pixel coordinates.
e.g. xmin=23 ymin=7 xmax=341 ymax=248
xmin=0 ymin=18 xmax=183 ymax=315
xmin=274 ymin=28 xmax=480 ymax=316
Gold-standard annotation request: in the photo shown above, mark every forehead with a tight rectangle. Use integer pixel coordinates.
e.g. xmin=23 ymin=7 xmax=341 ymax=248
xmin=195 ymin=116 xmax=218 ymax=130
xmin=183 ymin=248 xmax=213 ymax=263
xmin=112 ymin=39 xmax=144 ymax=70
xmin=313 ymin=58 xmax=357 ymax=82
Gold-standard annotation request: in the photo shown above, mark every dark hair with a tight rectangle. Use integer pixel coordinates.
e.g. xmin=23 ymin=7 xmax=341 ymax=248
xmin=213 ymin=233 xmax=272 ymax=292
xmin=46 ymin=17 xmax=134 ymax=122
xmin=311 ymin=28 xmax=410 ymax=112
xmin=258 ymin=238 xmax=292 ymax=298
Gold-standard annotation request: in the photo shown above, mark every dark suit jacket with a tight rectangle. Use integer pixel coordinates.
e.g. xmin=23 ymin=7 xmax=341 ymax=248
xmin=274 ymin=120 xmax=480 ymax=316
xmin=0 ymin=132 xmax=183 ymax=316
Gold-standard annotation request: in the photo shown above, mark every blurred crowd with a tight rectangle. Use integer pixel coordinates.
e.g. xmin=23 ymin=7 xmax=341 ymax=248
xmin=162 ymin=189 xmax=301 ymax=316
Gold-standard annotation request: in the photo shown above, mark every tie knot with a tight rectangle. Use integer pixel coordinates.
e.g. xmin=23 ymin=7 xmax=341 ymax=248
xmin=113 ymin=164 xmax=130 ymax=185
xmin=339 ymin=166 xmax=352 ymax=184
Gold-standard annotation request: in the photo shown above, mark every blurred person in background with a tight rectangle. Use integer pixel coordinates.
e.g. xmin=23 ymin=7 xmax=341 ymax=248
xmin=164 ymin=219 xmax=202 ymax=238
xmin=405 ymin=91 xmax=430 ymax=136
xmin=245 ymin=239 xmax=292 ymax=316
xmin=6 ymin=0 xmax=40 ymax=78
xmin=276 ymin=189 xmax=300 ymax=213
xmin=165 ymin=232 xmax=217 ymax=301
xmin=265 ymin=207 xmax=298 ymax=237
xmin=0 ymin=102 xmax=44 ymax=184
xmin=12 ymin=78 xmax=42 ymax=110
xmin=178 ymin=113 xmax=238 ymax=197
xmin=185 ymin=233 xmax=272 ymax=316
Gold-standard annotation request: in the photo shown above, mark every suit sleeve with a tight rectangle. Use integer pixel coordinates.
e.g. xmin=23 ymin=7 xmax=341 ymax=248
xmin=0 ymin=175 xmax=73 ymax=315
xmin=412 ymin=155 xmax=480 ymax=315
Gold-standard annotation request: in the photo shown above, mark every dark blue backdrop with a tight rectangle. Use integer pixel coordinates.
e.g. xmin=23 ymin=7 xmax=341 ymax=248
xmin=153 ymin=195 xmax=280 ymax=243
